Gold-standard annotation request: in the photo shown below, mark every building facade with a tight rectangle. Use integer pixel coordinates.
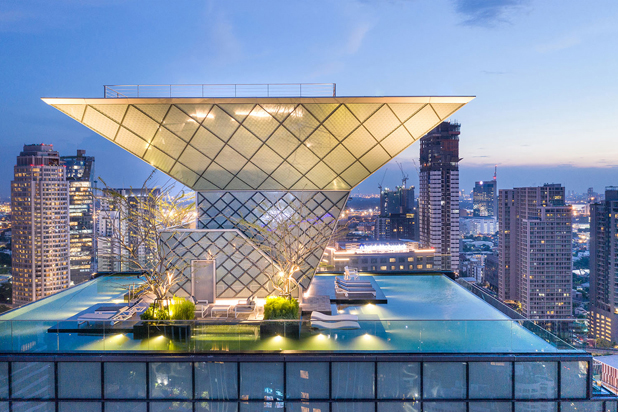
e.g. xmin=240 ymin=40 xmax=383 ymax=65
xmin=96 ymin=188 xmax=160 ymax=273
xmin=459 ymin=216 xmax=498 ymax=236
xmin=61 ymin=149 xmax=95 ymax=284
xmin=484 ymin=252 xmax=500 ymax=293
xmin=375 ymin=186 xmax=417 ymax=241
xmin=418 ymin=121 xmax=460 ymax=272
xmin=589 ymin=188 xmax=618 ymax=344
xmin=10 ymin=144 xmax=70 ymax=305
xmin=498 ymin=184 xmax=572 ymax=319
xmin=473 ymin=179 xmax=497 ymax=217
xmin=321 ymin=240 xmax=435 ymax=272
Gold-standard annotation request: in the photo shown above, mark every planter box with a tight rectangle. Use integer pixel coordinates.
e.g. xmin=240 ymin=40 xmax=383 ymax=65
xmin=260 ymin=321 xmax=301 ymax=340
xmin=133 ymin=322 xmax=192 ymax=341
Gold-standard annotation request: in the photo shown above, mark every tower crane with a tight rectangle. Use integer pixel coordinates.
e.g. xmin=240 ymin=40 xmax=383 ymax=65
xmin=377 ymin=168 xmax=388 ymax=193
xmin=396 ymin=161 xmax=409 ymax=189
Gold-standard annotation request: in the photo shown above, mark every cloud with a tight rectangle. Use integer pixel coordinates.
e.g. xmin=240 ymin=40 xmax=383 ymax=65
xmin=482 ymin=70 xmax=508 ymax=75
xmin=204 ymin=3 xmax=242 ymax=66
xmin=347 ymin=21 xmax=373 ymax=54
xmin=454 ymin=0 xmax=529 ymax=28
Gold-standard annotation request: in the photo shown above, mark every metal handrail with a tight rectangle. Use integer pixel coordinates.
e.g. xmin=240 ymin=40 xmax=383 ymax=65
xmin=104 ymin=83 xmax=336 ymax=98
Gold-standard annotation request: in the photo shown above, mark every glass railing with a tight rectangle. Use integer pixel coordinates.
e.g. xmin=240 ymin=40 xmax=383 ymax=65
xmin=0 ymin=318 xmax=585 ymax=354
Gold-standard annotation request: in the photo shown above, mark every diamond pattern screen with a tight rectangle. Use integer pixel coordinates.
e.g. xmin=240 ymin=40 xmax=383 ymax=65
xmin=48 ymin=99 xmax=471 ymax=191
xmin=162 ymin=229 xmax=276 ymax=299
xmin=196 ymin=190 xmax=348 ymax=290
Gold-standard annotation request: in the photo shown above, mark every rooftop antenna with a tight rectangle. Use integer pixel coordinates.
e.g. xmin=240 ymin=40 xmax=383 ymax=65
xmin=493 ymin=165 xmax=497 ymax=181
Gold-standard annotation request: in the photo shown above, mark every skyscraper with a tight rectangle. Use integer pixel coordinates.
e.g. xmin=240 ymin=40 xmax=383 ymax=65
xmin=498 ymin=189 xmax=517 ymax=302
xmin=96 ymin=188 xmax=159 ymax=272
xmin=61 ymin=149 xmax=95 ymax=284
xmin=418 ymin=121 xmax=460 ymax=272
xmin=11 ymin=144 xmax=70 ymax=305
xmin=473 ymin=178 xmax=497 ymax=217
xmin=589 ymin=187 xmax=618 ymax=344
xmin=498 ymin=184 xmax=572 ymax=319
xmin=374 ymin=186 xmax=417 ymax=241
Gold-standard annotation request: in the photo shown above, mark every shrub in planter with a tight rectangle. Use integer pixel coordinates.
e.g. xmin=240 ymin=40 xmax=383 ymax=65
xmin=135 ymin=297 xmax=195 ymax=341
xmin=263 ymin=296 xmax=299 ymax=320
xmin=169 ymin=297 xmax=195 ymax=320
xmin=140 ymin=297 xmax=195 ymax=321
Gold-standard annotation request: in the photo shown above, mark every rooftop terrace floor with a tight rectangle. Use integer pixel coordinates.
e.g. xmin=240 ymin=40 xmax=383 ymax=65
xmin=0 ymin=274 xmax=580 ymax=354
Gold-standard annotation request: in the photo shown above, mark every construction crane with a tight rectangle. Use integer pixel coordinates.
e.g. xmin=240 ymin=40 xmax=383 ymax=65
xmin=378 ymin=168 xmax=388 ymax=193
xmin=396 ymin=161 xmax=409 ymax=189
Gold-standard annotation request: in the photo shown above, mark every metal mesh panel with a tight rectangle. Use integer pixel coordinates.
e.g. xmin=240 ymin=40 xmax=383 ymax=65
xmin=163 ymin=229 xmax=274 ymax=299
xmin=196 ymin=190 xmax=349 ymax=289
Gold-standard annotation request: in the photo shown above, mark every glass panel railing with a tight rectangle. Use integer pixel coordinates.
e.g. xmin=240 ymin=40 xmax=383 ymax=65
xmin=0 ymin=319 xmax=585 ymax=354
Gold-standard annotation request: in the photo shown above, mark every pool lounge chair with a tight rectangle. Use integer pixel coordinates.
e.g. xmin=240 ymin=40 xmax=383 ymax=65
xmin=77 ymin=312 xmax=115 ymax=326
xmin=188 ymin=297 xmax=210 ymax=318
xmin=311 ymin=320 xmax=361 ymax=330
xmin=335 ymin=277 xmax=372 ymax=287
xmin=235 ymin=297 xmax=257 ymax=318
xmin=335 ymin=285 xmax=376 ymax=298
xmin=310 ymin=312 xmax=358 ymax=322
xmin=343 ymin=266 xmax=359 ymax=280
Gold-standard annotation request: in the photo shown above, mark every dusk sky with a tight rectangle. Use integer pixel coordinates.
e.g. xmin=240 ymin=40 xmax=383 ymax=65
xmin=1 ymin=0 xmax=617 ymax=198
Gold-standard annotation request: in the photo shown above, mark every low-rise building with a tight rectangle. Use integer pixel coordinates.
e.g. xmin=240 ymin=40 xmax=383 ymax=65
xmin=321 ymin=240 xmax=435 ymax=272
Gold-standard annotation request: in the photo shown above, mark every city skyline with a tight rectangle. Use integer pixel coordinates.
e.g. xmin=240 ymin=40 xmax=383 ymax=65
xmin=1 ymin=1 xmax=618 ymax=197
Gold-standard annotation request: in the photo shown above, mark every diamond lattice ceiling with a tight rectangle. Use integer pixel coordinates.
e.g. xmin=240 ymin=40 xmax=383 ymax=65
xmin=43 ymin=97 xmax=473 ymax=190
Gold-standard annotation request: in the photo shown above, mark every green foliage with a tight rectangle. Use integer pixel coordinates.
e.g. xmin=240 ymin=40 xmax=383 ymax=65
xmin=140 ymin=304 xmax=169 ymax=321
xmin=263 ymin=296 xmax=299 ymax=320
xmin=139 ymin=297 xmax=195 ymax=321
xmin=169 ymin=297 xmax=195 ymax=320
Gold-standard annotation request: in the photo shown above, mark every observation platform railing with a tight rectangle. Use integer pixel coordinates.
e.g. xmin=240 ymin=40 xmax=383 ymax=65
xmin=0 ymin=318 xmax=584 ymax=354
xmin=104 ymin=83 xmax=336 ymax=98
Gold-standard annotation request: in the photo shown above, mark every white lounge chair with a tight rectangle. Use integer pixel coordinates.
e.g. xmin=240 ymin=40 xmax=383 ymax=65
xmin=235 ymin=297 xmax=257 ymax=318
xmin=77 ymin=312 xmax=115 ymax=326
xmin=343 ymin=266 xmax=360 ymax=281
xmin=311 ymin=320 xmax=361 ymax=330
xmin=310 ymin=312 xmax=359 ymax=322
xmin=189 ymin=297 xmax=209 ymax=318
xmin=335 ymin=285 xmax=376 ymax=298
xmin=335 ymin=277 xmax=372 ymax=287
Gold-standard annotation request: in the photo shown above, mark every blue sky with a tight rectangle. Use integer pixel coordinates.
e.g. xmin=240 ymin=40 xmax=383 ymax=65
xmin=1 ymin=0 xmax=617 ymax=198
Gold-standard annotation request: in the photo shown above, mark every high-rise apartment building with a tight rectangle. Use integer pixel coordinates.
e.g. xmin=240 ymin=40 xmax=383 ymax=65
xmin=589 ymin=187 xmax=618 ymax=344
xmin=374 ymin=186 xmax=417 ymax=241
xmin=11 ymin=144 xmax=70 ymax=305
xmin=96 ymin=188 xmax=159 ymax=272
xmin=473 ymin=178 xmax=497 ymax=217
xmin=498 ymin=189 xmax=517 ymax=302
xmin=498 ymin=184 xmax=572 ymax=319
xmin=418 ymin=121 xmax=460 ymax=272
xmin=61 ymin=149 xmax=95 ymax=284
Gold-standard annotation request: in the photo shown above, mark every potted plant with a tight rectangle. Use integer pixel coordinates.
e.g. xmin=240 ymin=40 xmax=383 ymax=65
xmin=133 ymin=297 xmax=195 ymax=341
xmin=260 ymin=296 xmax=301 ymax=339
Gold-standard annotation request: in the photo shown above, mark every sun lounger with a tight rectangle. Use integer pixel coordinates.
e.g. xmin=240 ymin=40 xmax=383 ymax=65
xmin=310 ymin=312 xmax=358 ymax=322
xmin=335 ymin=277 xmax=372 ymax=287
xmin=311 ymin=320 xmax=361 ymax=330
xmin=335 ymin=286 xmax=376 ymax=298
xmin=343 ymin=266 xmax=359 ymax=280
xmin=78 ymin=312 xmax=115 ymax=326
xmin=235 ymin=297 xmax=257 ymax=318
xmin=189 ymin=297 xmax=209 ymax=318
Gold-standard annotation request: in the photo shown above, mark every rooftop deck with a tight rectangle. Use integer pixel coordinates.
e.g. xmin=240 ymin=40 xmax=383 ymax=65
xmin=0 ymin=274 xmax=581 ymax=354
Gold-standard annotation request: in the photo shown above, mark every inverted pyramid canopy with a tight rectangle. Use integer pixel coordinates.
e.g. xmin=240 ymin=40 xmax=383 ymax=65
xmin=43 ymin=96 xmax=473 ymax=191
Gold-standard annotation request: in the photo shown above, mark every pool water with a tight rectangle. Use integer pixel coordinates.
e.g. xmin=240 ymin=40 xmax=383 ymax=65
xmin=0 ymin=274 xmax=579 ymax=354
